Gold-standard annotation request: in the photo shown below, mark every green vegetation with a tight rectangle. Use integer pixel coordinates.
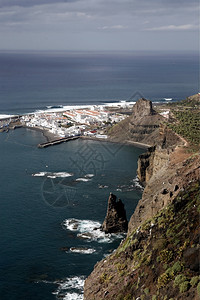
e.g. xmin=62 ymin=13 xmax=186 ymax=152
xmin=157 ymin=272 xmax=170 ymax=288
xmin=197 ymin=282 xmax=200 ymax=296
xmin=144 ymin=288 xmax=150 ymax=295
xmin=102 ymin=182 xmax=200 ymax=300
xmin=179 ymin=281 xmax=190 ymax=293
xmin=99 ymin=272 xmax=112 ymax=284
xmin=159 ymin=249 xmax=173 ymax=264
xmin=171 ymin=262 xmax=182 ymax=274
xmin=190 ymin=276 xmax=199 ymax=287
xmin=153 ymin=238 xmax=167 ymax=251
xmin=168 ymin=110 xmax=200 ymax=145
xmin=174 ymin=274 xmax=187 ymax=286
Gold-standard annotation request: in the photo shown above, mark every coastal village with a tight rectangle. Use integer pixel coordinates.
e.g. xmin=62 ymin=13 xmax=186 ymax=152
xmin=0 ymin=101 xmax=137 ymax=141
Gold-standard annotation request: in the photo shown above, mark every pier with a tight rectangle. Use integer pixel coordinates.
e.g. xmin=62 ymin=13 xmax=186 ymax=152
xmin=38 ymin=136 xmax=80 ymax=148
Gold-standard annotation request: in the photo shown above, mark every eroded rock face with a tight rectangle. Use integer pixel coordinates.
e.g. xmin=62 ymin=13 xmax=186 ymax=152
xmin=137 ymin=146 xmax=156 ymax=184
xmin=101 ymin=193 xmax=128 ymax=233
xmin=131 ymin=97 xmax=155 ymax=119
xmin=128 ymin=151 xmax=200 ymax=235
xmin=109 ymin=98 xmax=163 ymax=145
xmin=84 ymin=182 xmax=200 ymax=300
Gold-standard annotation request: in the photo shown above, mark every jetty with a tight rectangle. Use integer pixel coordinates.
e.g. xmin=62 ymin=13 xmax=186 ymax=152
xmin=38 ymin=136 xmax=80 ymax=148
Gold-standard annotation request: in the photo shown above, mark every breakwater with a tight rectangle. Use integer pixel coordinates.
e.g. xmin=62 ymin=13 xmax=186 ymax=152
xmin=38 ymin=136 xmax=80 ymax=148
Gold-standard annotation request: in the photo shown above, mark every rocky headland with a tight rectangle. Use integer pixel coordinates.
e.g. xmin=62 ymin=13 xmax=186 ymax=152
xmin=108 ymin=97 xmax=164 ymax=146
xmin=84 ymin=95 xmax=200 ymax=300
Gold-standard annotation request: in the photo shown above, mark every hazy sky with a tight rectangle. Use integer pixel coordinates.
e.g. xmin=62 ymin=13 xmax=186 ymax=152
xmin=0 ymin=0 xmax=199 ymax=51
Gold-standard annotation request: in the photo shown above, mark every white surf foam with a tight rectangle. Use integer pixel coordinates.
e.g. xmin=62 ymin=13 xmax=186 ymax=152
xmin=63 ymin=219 xmax=100 ymax=232
xmin=34 ymin=101 xmax=136 ymax=114
xmin=76 ymin=178 xmax=91 ymax=182
xmin=32 ymin=172 xmax=48 ymax=177
xmin=63 ymin=293 xmax=83 ymax=300
xmin=133 ymin=176 xmax=144 ymax=190
xmin=53 ymin=276 xmax=85 ymax=300
xmin=0 ymin=114 xmax=17 ymax=120
xmin=32 ymin=171 xmax=73 ymax=178
xmin=48 ymin=172 xmax=73 ymax=178
xmin=114 ymin=177 xmax=144 ymax=192
xmin=84 ymin=174 xmax=94 ymax=178
xmin=69 ymin=247 xmax=96 ymax=254
xmin=63 ymin=219 xmax=125 ymax=243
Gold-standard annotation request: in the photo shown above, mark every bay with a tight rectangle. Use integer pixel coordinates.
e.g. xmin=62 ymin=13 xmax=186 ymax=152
xmin=0 ymin=128 xmax=144 ymax=299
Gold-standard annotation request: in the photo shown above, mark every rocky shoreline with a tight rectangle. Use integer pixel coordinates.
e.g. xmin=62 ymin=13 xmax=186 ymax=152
xmin=23 ymin=125 xmax=59 ymax=142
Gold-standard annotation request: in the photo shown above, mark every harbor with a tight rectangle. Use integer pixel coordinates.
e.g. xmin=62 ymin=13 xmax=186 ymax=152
xmin=37 ymin=136 xmax=80 ymax=148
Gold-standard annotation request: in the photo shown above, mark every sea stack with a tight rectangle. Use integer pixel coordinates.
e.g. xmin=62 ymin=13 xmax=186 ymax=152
xmin=101 ymin=193 xmax=128 ymax=234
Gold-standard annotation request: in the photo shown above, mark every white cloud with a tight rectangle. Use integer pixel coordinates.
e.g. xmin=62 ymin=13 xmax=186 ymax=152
xmin=145 ymin=24 xmax=198 ymax=31
xmin=98 ymin=25 xmax=128 ymax=30
xmin=0 ymin=0 xmax=198 ymax=50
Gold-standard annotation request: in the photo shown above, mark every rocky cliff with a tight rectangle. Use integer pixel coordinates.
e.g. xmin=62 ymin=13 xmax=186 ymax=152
xmin=84 ymin=181 xmax=200 ymax=300
xmin=108 ymin=98 xmax=164 ymax=145
xmin=84 ymin=97 xmax=200 ymax=300
xmin=101 ymin=193 xmax=128 ymax=234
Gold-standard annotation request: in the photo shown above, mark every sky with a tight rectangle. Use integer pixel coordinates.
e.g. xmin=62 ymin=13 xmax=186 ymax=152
xmin=0 ymin=0 xmax=199 ymax=51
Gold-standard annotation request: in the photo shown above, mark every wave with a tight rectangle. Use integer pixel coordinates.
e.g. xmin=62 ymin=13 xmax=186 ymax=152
xmin=32 ymin=172 xmax=48 ymax=177
xmin=0 ymin=114 xmax=16 ymax=119
xmin=69 ymin=247 xmax=96 ymax=254
xmin=63 ymin=293 xmax=83 ymax=300
xmin=34 ymin=101 xmax=136 ymax=114
xmin=133 ymin=176 xmax=144 ymax=190
xmin=84 ymin=174 xmax=94 ymax=178
xmin=52 ymin=276 xmax=85 ymax=300
xmin=114 ymin=177 xmax=144 ymax=193
xmin=76 ymin=178 xmax=91 ymax=182
xmin=62 ymin=219 xmax=125 ymax=243
xmin=32 ymin=171 xmax=73 ymax=178
xmin=63 ymin=219 xmax=101 ymax=232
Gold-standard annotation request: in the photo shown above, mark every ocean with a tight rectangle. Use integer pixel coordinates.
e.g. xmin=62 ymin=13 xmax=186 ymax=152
xmin=0 ymin=51 xmax=198 ymax=299
xmin=0 ymin=51 xmax=199 ymax=114
xmin=0 ymin=128 xmax=144 ymax=300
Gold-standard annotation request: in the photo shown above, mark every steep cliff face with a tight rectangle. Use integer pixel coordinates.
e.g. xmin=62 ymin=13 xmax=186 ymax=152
xmin=84 ymin=181 xmax=200 ymax=300
xmin=137 ymin=123 xmax=185 ymax=185
xmin=129 ymin=150 xmax=200 ymax=234
xmin=137 ymin=146 xmax=156 ymax=184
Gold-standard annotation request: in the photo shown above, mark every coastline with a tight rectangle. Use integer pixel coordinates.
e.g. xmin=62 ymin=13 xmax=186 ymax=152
xmin=81 ymin=136 xmax=150 ymax=149
xmin=23 ymin=125 xmax=59 ymax=142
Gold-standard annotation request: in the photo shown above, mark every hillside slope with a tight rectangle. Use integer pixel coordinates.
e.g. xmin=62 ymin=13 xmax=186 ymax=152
xmin=84 ymin=181 xmax=200 ymax=300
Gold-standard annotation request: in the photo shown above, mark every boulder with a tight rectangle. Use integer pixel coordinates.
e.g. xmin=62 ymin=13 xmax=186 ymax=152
xmin=101 ymin=193 xmax=128 ymax=233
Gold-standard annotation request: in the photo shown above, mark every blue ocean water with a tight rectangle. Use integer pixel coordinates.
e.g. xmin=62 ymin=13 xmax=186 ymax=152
xmin=0 ymin=51 xmax=199 ymax=114
xmin=0 ymin=128 xmax=144 ymax=299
